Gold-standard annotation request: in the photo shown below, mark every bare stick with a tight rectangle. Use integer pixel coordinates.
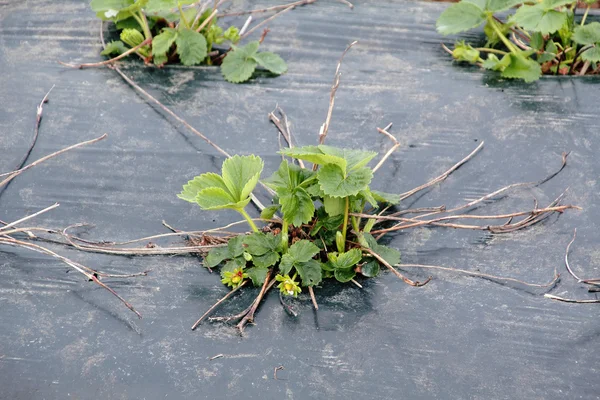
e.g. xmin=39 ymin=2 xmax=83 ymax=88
xmin=308 ymin=286 xmax=318 ymax=310
xmin=239 ymin=16 xmax=252 ymax=36
xmin=59 ymin=39 xmax=151 ymax=69
xmin=0 ymin=237 xmax=142 ymax=318
xmin=563 ymin=229 xmax=600 ymax=287
xmin=316 ymin=41 xmax=358 ymax=153
xmin=350 ymin=278 xmax=363 ymax=288
xmin=274 ymin=365 xmax=285 ymax=380
xmin=398 ymin=141 xmax=484 ymax=201
xmin=0 ymin=134 xmax=108 ymax=185
xmin=219 ymin=0 xmax=316 ymax=17
xmin=337 ymin=0 xmax=354 ymax=8
xmin=0 ymin=203 xmax=59 ymax=232
xmin=545 ymin=294 xmax=600 ymax=304
xmin=372 ymin=124 xmax=400 ymax=173
xmin=239 ymin=5 xmax=296 ymax=39
xmin=1 ymin=85 xmax=55 ymax=201
xmin=237 ymin=271 xmax=273 ymax=333
xmin=398 ymin=264 xmax=560 ymax=289
xmin=196 ymin=9 xmax=218 ymax=32
xmin=362 ymin=247 xmax=431 ymax=287
xmin=191 ymin=280 xmax=248 ymax=330
xmin=269 ymin=106 xmax=305 ymax=168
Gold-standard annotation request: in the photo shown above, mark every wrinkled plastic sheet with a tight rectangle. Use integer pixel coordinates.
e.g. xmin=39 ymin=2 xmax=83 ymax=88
xmin=1 ymin=1 xmax=599 ymax=399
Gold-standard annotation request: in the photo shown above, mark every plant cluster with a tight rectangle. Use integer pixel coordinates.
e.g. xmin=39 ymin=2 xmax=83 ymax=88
xmin=436 ymin=0 xmax=600 ymax=81
xmin=178 ymin=147 xmax=403 ymax=298
xmin=90 ymin=0 xmax=287 ymax=82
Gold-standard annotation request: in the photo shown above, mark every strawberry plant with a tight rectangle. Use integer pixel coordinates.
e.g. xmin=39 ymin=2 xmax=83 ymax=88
xmin=89 ymin=0 xmax=287 ymax=82
xmin=179 ymin=147 xmax=409 ymax=330
xmin=436 ymin=0 xmax=600 ymax=81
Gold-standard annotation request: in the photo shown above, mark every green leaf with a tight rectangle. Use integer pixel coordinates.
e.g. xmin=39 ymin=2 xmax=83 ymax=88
xmin=260 ymin=205 xmax=280 ymax=220
xmin=178 ymin=172 xmax=228 ymax=202
xmin=333 ymin=248 xmax=362 ymax=269
xmin=222 ymin=155 xmax=264 ymax=202
xmin=243 ymin=232 xmax=280 ymax=256
xmin=436 ymin=2 xmax=486 ymax=35
xmin=295 ymin=259 xmax=322 ymax=286
xmin=152 ymin=28 xmax=178 ymax=58
xmin=221 ymin=42 xmax=260 ymax=83
xmin=246 ymin=267 xmax=269 ymax=286
xmin=101 ymin=40 xmax=128 ymax=56
xmin=581 ymin=46 xmax=600 ymax=62
xmin=91 ymin=0 xmax=148 ymax=21
xmin=323 ymin=195 xmax=346 ymax=217
xmin=512 ymin=4 xmax=566 ymax=35
xmin=371 ymin=190 xmax=401 ymax=205
xmin=487 ymin=0 xmax=524 ymax=12
xmin=204 ymin=246 xmax=230 ymax=268
xmin=530 ymin=32 xmax=544 ymax=51
xmin=317 ymin=145 xmax=377 ymax=171
xmin=252 ymin=52 xmax=288 ymax=75
xmin=227 ymin=236 xmax=245 ymax=258
xmin=288 ymin=240 xmax=320 ymax=263
xmin=317 ymin=165 xmax=373 ymax=198
xmin=279 ymin=146 xmax=347 ymax=171
xmin=145 ymin=0 xmax=197 ymax=12
xmin=252 ymin=252 xmax=280 ymax=268
xmin=463 ymin=0 xmax=487 ymax=9
xmin=196 ymin=187 xmax=251 ymax=210
xmin=334 ymin=268 xmax=356 ymax=283
xmin=573 ymin=22 xmax=600 ymax=45
xmin=279 ymin=253 xmax=295 ymax=275
xmin=360 ymin=260 xmax=380 ymax=278
xmin=279 ymin=187 xmax=315 ymax=226
xmin=482 ymin=53 xmax=511 ymax=71
xmin=501 ymin=53 xmax=542 ymax=82
xmin=175 ymin=28 xmax=208 ymax=66
xmin=537 ymin=40 xmax=558 ymax=63
xmin=363 ymin=233 xmax=401 ymax=266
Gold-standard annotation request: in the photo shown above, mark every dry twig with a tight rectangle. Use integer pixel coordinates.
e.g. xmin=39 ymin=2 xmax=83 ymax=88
xmin=192 ymin=281 xmax=248 ymax=330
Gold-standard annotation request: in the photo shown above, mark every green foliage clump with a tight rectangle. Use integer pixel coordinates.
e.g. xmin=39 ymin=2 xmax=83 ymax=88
xmin=436 ymin=0 xmax=600 ymax=81
xmin=179 ymin=146 xmax=402 ymax=297
xmin=90 ymin=0 xmax=287 ymax=82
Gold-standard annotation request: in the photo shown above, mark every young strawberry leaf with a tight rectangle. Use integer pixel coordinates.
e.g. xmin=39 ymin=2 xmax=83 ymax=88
xmin=317 ymin=164 xmax=373 ymax=198
xmin=152 ymin=28 xmax=178 ymax=60
xmin=334 ymin=267 xmax=356 ymax=283
xmin=482 ymin=53 xmax=511 ymax=71
xmin=260 ymin=205 xmax=280 ymax=220
xmin=436 ymin=1 xmax=486 ymax=35
xmin=360 ymin=260 xmax=380 ymax=278
xmin=252 ymin=52 xmax=288 ymax=75
xmin=279 ymin=146 xmax=347 ymax=171
xmin=101 ymin=40 xmax=129 ymax=56
xmin=204 ymin=246 xmax=231 ymax=268
xmin=91 ymin=0 xmax=148 ymax=21
xmin=221 ymin=41 xmax=260 ymax=83
xmin=175 ymin=28 xmax=208 ymax=66
xmin=245 ymin=267 xmax=269 ymax=286
xmin=511 ymin=3 xmax=566 ymax=35
xmin=581 ymin=46 xmax=600 ymax=62
xmin=573 ymin=22 xmax=600 ymax=45
xmin=295 ymin=259 xmax=323 ymax=286
xmin=501 ymin=53 xmax=542 ymax=82
xmin=221 ymin=155 xmax=263 ymax=202
xmin=243 ymin=232 xmax=281 ymax=256
xmin=287 ymin=240 xmax=320 ymax=263
xmin=323 ymin=195 xmax=345 ymax=216
xmin=317 ymin=145 xmax=377 ymax=171
xmin=362 ymin=233 xmax=401 ymax=266
xmin=371 ymin=190 xmax=401 ymax=205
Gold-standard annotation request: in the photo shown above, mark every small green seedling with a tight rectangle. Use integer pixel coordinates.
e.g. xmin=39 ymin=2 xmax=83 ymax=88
xmin=90 ymin=0 xmax=287 ymax=82
xmin=436 ymin=0 xmax=600 ymax=81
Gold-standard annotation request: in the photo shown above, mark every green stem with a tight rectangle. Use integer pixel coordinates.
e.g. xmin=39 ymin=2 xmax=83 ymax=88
xmin=133 ymin=11 xmax=152 ymax=41
xmin=281 ymin=222 xmax=289 ymax=252
xmin=178 ymin=3 xmax=190 ymax=28
xmin=339 ymin=197 xmax=350 ymax=253
xmin=488 ymin=16 xmax=519 ymax=54
xmin=475 ymin=47 xmax=508 ymax=55
xmin=581 ymin=5 xmax=590 ymax=26
xmin=239 ymin=209 xmax=259 ymax=233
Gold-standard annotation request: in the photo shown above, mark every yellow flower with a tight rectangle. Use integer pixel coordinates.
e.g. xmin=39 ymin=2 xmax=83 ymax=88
xmin=275 ymin=274 xmax=301 ymax=297
xmin=221 ymin=267 xmax=248 ymax=288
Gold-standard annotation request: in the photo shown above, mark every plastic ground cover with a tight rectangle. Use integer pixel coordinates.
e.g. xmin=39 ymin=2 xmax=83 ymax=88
xmin=1 ymin=1 xmax=599 ymax=398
